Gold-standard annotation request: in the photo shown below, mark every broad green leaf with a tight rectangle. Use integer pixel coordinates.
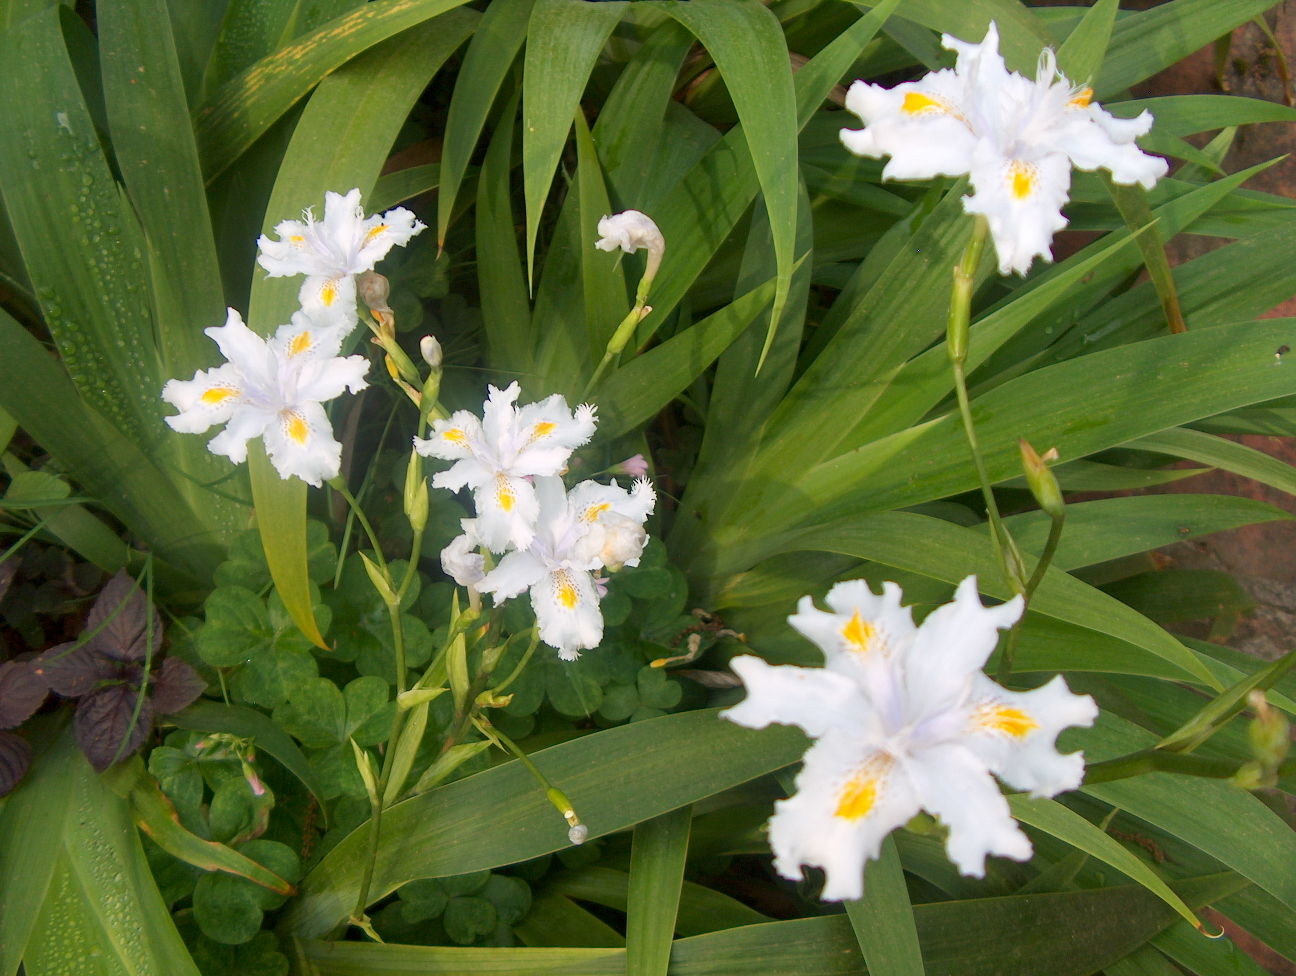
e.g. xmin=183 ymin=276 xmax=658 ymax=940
xmin=717 ymin=511 xmax=1217 ymax=687
xmin=0 ymin=8 xmax=163 ymax=445
xmin=476 ymin=89 xmax=532 ymax=375
xmin=1001 ymin=494 xmax=1292 ymax=572
xmin=284 ymin=709 xmax=809 ymax=937
xmin=98 ymin=0 xmax=247 ymax=545
xmin=626 ymin=807 xmax=691 ymax=976
xmin=521 ymin=0 xmax=625 ymax=283
xmin=0 ymin=721 xmax=201 ymax=976
xmin=437 ymin=0 xmax=535 ymax=245
xmin=594 ymin=275 xmax=778 ymax=441
xmin=202 ymin=0 xmax=299 ymax=97
xmin=193 ymin=0 xmax=476 ymax=182
xmin=574 ymin=108 xmax=628 ymax=362
xmin=1008 ymin=795 xmax=1202 ymax=931
xmin=0 ymin=309 xmax=216 ymax=586
xmin=740 ymin=319 xmax=1296 ymax=564
xmin=1155 ymin=647 xmax=1296 ymax=752
xmin=1154 ymin=919 xmax=1272 ymax=976
xmin=1000 ymin=459 xmax=1206 ymax=492
xmin=845 ymin=833 xmax=925 ymax=976
xmin=171 ymin=698 xmax=328 ymax=812
xmin=666 ymin=0 xmax=798 ymax=367
xmin=548 ymin=866 xmax=771 ymax=936
xmin=856 ymin=0 xmax=1051 ymax=74
xmin=1080 ymin=711 xmax=1296 ymax=912
xmin=248 ymin=442 xmax=325 ymax=648
xmin=1109 ymin=94 xmax=1296 ymax=137
xmin=369 ymin=163 xmax=437 ymax=213
xmin=1103 ymin=176 xmax=1185 ymax=335
xmin=515 ymin=891 xmax=626 ymax=948
xmin=1098 ymin=0 xmax=1285 ymax=98
xmin=593 ymin=19 xmax=696 ymax=207
xmin=1054 ymin=0 xmax=1116 ymax=82
xmin=294 ymin=873 xmax=1246 ymax=976
xmin=1130 ymin=427 xmax=1296 ymax=498
xmin=248 ymin=10 xmax=478 ymax=330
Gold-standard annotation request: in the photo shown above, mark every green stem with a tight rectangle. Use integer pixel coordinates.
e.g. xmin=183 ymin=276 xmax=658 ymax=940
xmin=491 ymin=626 xmax=540 ymax=695
xmin=1083 ymin=748 xmax=1257 ymax=784
xmin=330 ymin=478 xmax=387 ymax=575
xmin=583 ymin=302 xmax=647 ymax=400
xmin=997 ymin=511 xmax=1065 ymax=684
xmin=947 ymin=215 xmax=1023 ymax=598
xmin=479 ymin=717 xmax=554 ymax=791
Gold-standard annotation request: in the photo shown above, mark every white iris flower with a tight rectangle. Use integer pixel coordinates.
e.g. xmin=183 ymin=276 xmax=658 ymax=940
xmin=723 ymin=576 xmax=1097 ymax=901
xmin=413 ymin=383 xmax=597 ymax=553
xmin=595 ymin=210 xmax=666 ymax=281
xmin=441 ymin=518 xmax=486 ymax=588
xmin=476 ymin=475 xmax=653 ymax=660
xmin=256 ymin=187 xmax=426 ymax=330
xmin=162 ymin=309 xmax=369 ymax=486
xmin=840 ymin=23 xmax=1168 ymax=275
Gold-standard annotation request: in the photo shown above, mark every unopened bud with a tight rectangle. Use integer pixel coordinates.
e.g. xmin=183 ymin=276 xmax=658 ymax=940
xmin=359 ymin=551 xmax=398 ymax=607
xmin=404 ymin=449 xmax=428 ymax=532
xmin=397 ymin=687 xmax=447 ymax=710
xmin=351 ymin=738 xmax=379 ymax=806
xmin=420 ymin=335 xmax=442 ymax=369
xmin=547 ymin=786 xmax=587 ymax=843
xmin=475 ymin=690 xmax=514 ymax=709
xmin=358 ymin=270 xmax=392 ymax=313
xmin=568 ymin=824 xmax=589 ymax=845
xmin=1019 ymin=439 xmax=1065 ymax=521
xmin=610 ymin=454 xmax=649 ymax=478
xmin=1247 ymin=690 xmax=1290 ymax=768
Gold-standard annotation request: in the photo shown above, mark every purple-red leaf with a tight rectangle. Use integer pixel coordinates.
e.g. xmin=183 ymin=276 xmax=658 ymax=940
xmin=32 ymin=644 xmax=115 ymax=698
xmin=84 ymin=569 xmax=162 ymax=663
xmin=150 ymin=657 xmax=207 ymax=714
xmin=0 ymin=659 xmax=47 ymax=728
xmin=0 ymin=730 xmax=31 ymax=796
xmin=74 ymin=684 xmax=154 ymax=772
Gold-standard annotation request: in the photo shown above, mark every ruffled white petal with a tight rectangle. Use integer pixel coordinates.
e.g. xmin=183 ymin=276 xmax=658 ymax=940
xmin=162 ymin=363 xmax=245 ymax=433
xmin=298 ymin=273 xmax=358 ymax=331
xmin=206 ymin=404 xmax=273 ymax=465
xmin=531 ymin=567 xmax=602 ymax=659
xmin=441 ymin=531 xmax=486 ymax=588
xmin=722 ymin=656 xmax=875 ymax=740
xmin=416 ymin=410 xmax=486 ymax=462
xmin=961 ymin=673 xmax=1096 ymax=797
xmin=205 ymin=309 xmax=277 ymax=392
xmin=595 ymin=210 xmax=664 ymax=256
xmin=841 ymin=77 xmax=979 ymax=181
xmin=473 ymin=474 xmax=540 ymax=553
xmin=767 ymin=731 xmax=920 ymax=901
xmin=356 ymin=206 xmax=426 ymax=268
xmin=295 ymin=353 xmax=369 ymax=403
xmin=905 ymin=743 xmax=1033 ymax=876
xmin=964 ymin=144 xmax=1072 ymax=275
xmin=478 ymin=548 xmax=547 ymax=603
xmin=261 ymin=399 xmax=342 ymax=486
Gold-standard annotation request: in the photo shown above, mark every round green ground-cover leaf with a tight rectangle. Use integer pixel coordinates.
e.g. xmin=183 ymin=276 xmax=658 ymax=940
xmin=284 ymin=709 xmax=808 ymax=937
xmin=193 ymin=839 xmax=301 ymax=945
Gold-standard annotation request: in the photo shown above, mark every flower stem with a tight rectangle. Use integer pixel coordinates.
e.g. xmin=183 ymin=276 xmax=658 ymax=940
xmin=996 ymin=509 xmax=1065 ymax=684
xmin=329 ymin=476 xmax=387 ymax=574
xmin=1083 ymin=748 xmax=1296 ymax=785
xmin=491 ymin=626 xmax=540 ymax=695
xmin=583 ymin=300 xmax=651 ymax=400
xmin=947 ymin=215 xmax=1024 ymax=599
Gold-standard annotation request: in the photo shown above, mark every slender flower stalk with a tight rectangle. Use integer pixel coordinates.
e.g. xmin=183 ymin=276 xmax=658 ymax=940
xmin=584 ymin=210 xmax=665 ymax=397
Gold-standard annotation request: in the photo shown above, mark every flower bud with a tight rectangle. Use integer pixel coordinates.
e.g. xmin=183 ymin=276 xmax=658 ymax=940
xmin=1247 ymin=690 xmax=1290 ymax=769
xmin=610 ymin=454 xmax=649 ymax=478
xmin=397 ymin=687 xmax=448 ymax=710
xmin=420 ymin=335 xmax=442 ymax=369
xmin=404 ymin=449 xmax=428 ymax=532
xmin=357 ymin=270 xmax=392 ymax=313
xmin=441 ymin=522 xmax=486 ymax=588
xmin=359 ymin=551 xmax=398 ymax=608
xmin=475 ymin=689 xmax=514 ymax=709
xmin=351 ymin=738 xmax=379 ymax=806
xmin=1019 ymin=439 xmax=1064 ymax=521
xmin=568 ymin=824 xmax=590 ymax=845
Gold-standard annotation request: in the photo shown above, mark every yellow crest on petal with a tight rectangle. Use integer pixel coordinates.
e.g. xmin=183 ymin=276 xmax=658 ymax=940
xmin=972 ymin=703 xmax=1039 ymax=739
xmin=835 ymin=756 xmax=892 ymax=821
xmin=495 ymin=476 xmax=516 ymax=512
xmin=200 ymin=386 xmax=239 ymax=404
xmin=288 ymin=331 xmax=313 ymax=357
xmin=554 ymin=570 xmax=579 ymax=609
xmin=363 ymin=224 xmax=389 ymax=246
xmin=284 ymin=411 xmax=310 ymax=444
xmin=1067 ymin=87 xmax=1093 ymax=109
xmin=841 ymin=610 xmax=880 ymax=657
xmin=581 ymin=502 xmax=611 ymax=523
xmin=1008 ymin=160 xmax=1037 ymax=200
xmin=320 ymin=278 xmax=340 ymax=306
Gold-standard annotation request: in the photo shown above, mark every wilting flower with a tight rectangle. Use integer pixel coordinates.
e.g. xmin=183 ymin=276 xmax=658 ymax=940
xmin=723 ymin=576 xmax=1096 ymax=901
xmin=476 ymin=476 xmax=653 ymax=660
xmin=162 ymin=308 xmax=369 ymax=486
xmin=567 ymin=477 xmax=655 ymax=571
xmin=413 ymin=383 xmax=597 ymax=553
xmin=596 ymin=210 xmax=666 ymax=283
xmin=441 ymin=519 xmax=486 ymax=588
xmin=257 ymin=187 xmax=425 ymax=329
xmin=610 ymin=454 xmax=649 ymax=479
xmin=840 ymin=23 xmax=1167 ymax=275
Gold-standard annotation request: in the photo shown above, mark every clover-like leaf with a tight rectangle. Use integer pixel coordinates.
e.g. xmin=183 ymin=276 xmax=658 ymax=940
xmin=148 ymin=744 xmax=207 ymax=836
xmin=443 ymin=896 xmax=497 ymax=944
xmin=399 ymin=878 xmax=449 ymax=924
xmin=151 ymin=657 xmax=207 ymax=714
xmin=273 ymin=677 xmax=347 ymax=748
xmin=0 ymin=729 xmax=32 ymax=796
xmin=196 ymin=586 xmax=272 ymax=668
xmin=190 ymin=840 xmax=301 ymax=949
xmin=481 ymin=874 xmax=532 ymax=926
xmin=74 ymin=683 xmax=154 ymax=772
xmin=637 ymin=665 xmax=682 ymax=710
xmin=84 ymin=568 xmax=162 ymax=662
xmin=0 ymin=658 xmax=46 ymax=728
xmin=209 ymin=775 xmax=275 ymax=846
